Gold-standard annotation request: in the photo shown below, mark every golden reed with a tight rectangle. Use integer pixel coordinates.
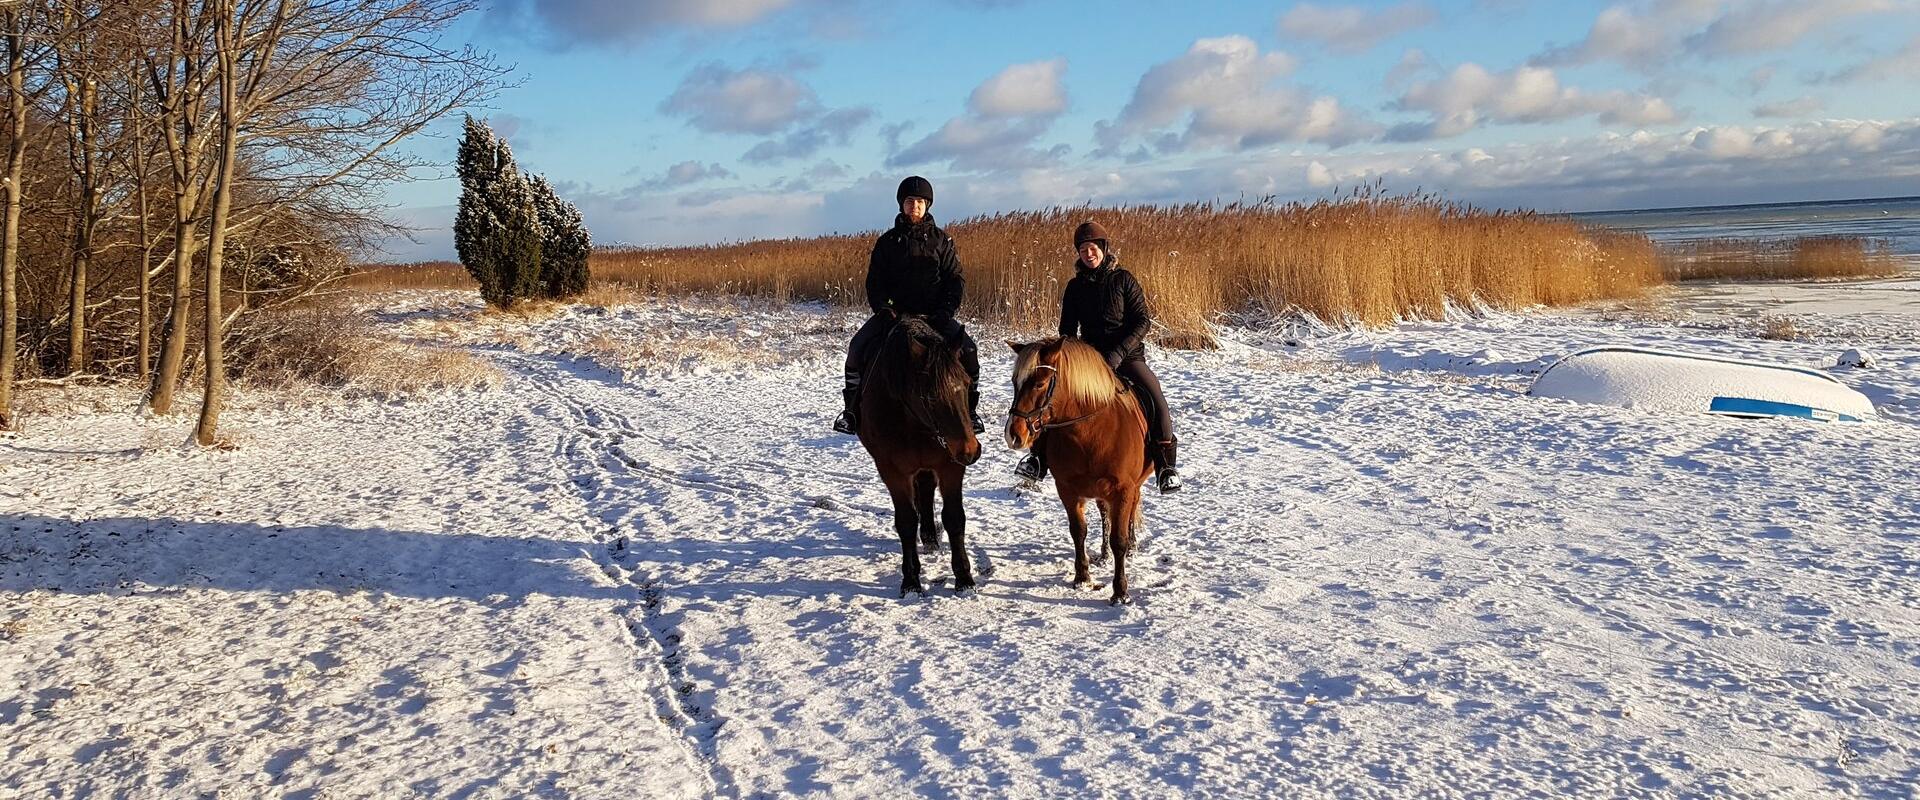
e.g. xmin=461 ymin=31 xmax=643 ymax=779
xmin=588 ymin=189 xmax=1663 ymax=337
xmin=1658 ymin=236 xmax=1902 ymax=282
xmin=370 ymin=190 xmax=1920 ymax=338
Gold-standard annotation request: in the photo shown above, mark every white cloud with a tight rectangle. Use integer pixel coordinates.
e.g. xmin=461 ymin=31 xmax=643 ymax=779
xmin=659 ymin=62 xmax=872 ymax=166
xmin=494 ymin=0 xmax=801 ymax=46
xmin=1145 ymin=118 xmax=1920 ymax=213
xmin=1687 ymin=0 xmax=1897 ymax=56
xmin=1306 ymin=160 xmax=1336 ymax=187
xmin=1752 ymin=96 xmax=1825 ymax=118
xmin=1391 ymin=63 xmax=1681 ymax=140
xmin=968 ymin=58 xmax=1068 ymax=117
xmin=890 ymin=117 xmax=1068 ymax=172
xmin=1279 ymin=2 xmax=1437 ymax=53
xmin=1098 ymin=35 xmax=1377 ymax=153
xmin=1536 ymin=0 xmax=1907 ymax=69
xmin=890 ymin=59 xmax=1072 ymax=172
xmin=1385 ymin=49 xmax=1433 ymax=87
xmin=1534 ymin=0 xmax=1721 ymax=68
xmin=741 ymin=108 xmax=874 ymax=164
xmin=639 ymin=161 xmax=736 ymax=190
xmin=660 ymin=63 xmax=820 ymax=136
xmin=1829 ymin=34 xmax=1920 ymax=82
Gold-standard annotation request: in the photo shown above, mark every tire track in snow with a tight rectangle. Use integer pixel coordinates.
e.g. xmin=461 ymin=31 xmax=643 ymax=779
xmin=493 ymin=351 xmax=742 ymax=798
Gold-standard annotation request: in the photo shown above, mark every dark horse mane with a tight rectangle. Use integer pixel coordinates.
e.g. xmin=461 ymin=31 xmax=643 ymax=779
xmin=871 ymin=316 xmax=970 ymax=432
xmin=858 ymin=315 xmax=980 ymax=597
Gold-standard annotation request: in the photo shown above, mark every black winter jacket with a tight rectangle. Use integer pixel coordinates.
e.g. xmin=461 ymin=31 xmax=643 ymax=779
xmin=1059 ymin=256 xmax=1151 ymax=365
xmin=866 ymin=214 xmax=964 ymax=319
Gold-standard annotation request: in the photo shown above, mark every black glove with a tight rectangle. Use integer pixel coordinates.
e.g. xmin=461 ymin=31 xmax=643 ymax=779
xmin=1103 ymin=350 xmax=1123 ymax=370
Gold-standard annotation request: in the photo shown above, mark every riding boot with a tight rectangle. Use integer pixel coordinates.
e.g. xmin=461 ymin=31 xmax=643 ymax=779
xmin=1155 ymin=438 xmax=1182 ymax=494
xmin=968 ymin=387 xmax=984 ymax=434
xmin=833 ymin=385 xmax=859 ymax=435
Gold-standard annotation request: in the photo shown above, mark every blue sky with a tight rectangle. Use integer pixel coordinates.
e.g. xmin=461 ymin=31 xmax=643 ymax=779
xmin=377 ymin=0 xmax=1920 ymax=260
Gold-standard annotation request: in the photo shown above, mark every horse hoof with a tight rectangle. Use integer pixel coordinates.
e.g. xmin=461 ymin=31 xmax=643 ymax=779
xmin=1072 ymin=578 xmax=1098 ymax=590
xmin=1109 ymin=593 xmax=1132 ymax=606
xmin=899 ymin=582 xmax=926 ymax=598
xmin=953 ymin=579 xmax=977 ymax=594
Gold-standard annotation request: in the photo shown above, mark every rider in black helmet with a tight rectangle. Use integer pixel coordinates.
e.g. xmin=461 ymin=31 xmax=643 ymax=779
xmin=834 ymin=176 xmax=983 ymax=435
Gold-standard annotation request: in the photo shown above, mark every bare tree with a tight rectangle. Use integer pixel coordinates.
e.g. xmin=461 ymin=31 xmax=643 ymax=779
xmin=50 ymin=0 xmax=124 ymax=375
xmin=2 ymin=0 xmax=499 ymax=432
xmin=192 ymin=0 xmax=234 ymax=445
xmin=0 ymin=2 xmax=51 ymax=430
xmin=128 ymin=58 xmax=154 ymax=380
xmin=141 ymin=0 xmax=209 ymax=416
xmin=188 ymin=0 xmax=503 ymax=442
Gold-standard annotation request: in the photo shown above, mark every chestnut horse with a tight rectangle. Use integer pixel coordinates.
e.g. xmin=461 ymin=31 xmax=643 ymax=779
xmin=1005 ymin=337 xmax=1153 ymax=605
xmin=857 ymin=316 xmax=981 ymax=597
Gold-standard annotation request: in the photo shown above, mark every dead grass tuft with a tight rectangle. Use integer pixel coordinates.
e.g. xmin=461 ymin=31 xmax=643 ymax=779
xmin=229 ymin=303 xmax=502 ymax=399
xmin=1759 ymin=316 xmax=1802 ymax=341
xmin=575 ymin=281 xmax=650 ymax=309
xmin=1156 ymin=329 xmax=1220 ymax=351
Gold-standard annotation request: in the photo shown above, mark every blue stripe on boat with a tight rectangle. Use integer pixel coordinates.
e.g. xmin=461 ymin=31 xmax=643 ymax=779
xmin=1709 ymin=396 xmax=1862 ymax=422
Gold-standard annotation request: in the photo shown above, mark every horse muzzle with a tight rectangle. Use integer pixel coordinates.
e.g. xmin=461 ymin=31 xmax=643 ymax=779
xmin=954 ymin=437 xmax=981 ymax=466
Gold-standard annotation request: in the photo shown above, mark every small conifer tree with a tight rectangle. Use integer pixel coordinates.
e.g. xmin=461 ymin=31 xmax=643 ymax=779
xmin=454 ymin=116 xmax=508 ymax=305
xmin=493 ymin=169 xmax=544 ymax=304
xmin=530 ymin=174 xmax=591 ymax=298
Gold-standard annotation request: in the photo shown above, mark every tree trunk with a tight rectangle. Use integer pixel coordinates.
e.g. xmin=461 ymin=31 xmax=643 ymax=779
xmin=0 ymin=13 xmax=26 ymax=431
xmin=136 ymin=146 xmax=150 ymax=381
xmin=65 ymin=74 xmax=97 ymax=375
xmin=148 ymin=0 xmax=201 ymax=417
xmin=150 ymin=214 xmax=195 ymax=415
xmin=194 ymin=1 xmax=237 ymax=446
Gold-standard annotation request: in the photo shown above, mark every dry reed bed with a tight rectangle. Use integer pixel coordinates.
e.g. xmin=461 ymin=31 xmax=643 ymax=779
xmin=591 ymin=194 xmax=1664 ymax=336
xmin=348 ymin=207 xmax=1903 ymax=339
xmin=340 ymin=260 xmax=470 ymax=290
xmin=1657 ymin=236 xmax=1903 ymax=282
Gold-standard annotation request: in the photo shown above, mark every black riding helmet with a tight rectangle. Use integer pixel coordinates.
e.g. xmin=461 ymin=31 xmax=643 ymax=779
xmin=897 ymin=176 xmax=933 ymax=208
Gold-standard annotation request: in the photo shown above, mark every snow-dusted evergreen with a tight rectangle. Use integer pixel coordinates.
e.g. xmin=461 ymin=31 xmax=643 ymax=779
xmin=530 ymin=173 xmax=591 ymax=300
xmin=456 ymin=117 xmax=591 ymax=307
xmin=454 ymin=116 xmax=543 ymax=308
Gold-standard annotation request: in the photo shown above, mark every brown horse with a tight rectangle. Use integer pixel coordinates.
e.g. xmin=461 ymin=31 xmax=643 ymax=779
xmin=857 ymin=316 xmax=981 ymax=597
xmin=1005 ymin=337 xmax=1153 ymax=605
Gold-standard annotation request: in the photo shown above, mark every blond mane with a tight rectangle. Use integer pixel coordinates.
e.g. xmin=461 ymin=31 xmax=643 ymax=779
xmin=1013 ymin=337 xmax=1126 ymax=410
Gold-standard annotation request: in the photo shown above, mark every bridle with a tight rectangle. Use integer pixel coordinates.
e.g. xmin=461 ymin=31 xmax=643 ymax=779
xmin=1009 ymin=364 xmax=1099 ymax=433
xmin=882 ymin=321 xmax=973 ymax=462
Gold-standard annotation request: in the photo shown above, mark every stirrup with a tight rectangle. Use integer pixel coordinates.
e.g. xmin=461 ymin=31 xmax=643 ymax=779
xmin=1013 ymin=455 xmax=1046 ymax=481
xmin=1157 ymin=467 xmax=1182 ymax=494
xmin=833 ymin=410 xmax=858 ymax=435
xmin=971 ymin=413 xmax=986 ymax=434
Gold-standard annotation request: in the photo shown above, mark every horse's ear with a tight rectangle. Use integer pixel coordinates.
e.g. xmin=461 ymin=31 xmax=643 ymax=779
xmin=1006 ymin=340 xmax=1024 ymax=352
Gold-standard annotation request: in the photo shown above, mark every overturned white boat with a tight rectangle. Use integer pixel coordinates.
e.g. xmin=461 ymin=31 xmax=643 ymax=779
xmin=1529 ymin=346 xmax=1875 ymax=422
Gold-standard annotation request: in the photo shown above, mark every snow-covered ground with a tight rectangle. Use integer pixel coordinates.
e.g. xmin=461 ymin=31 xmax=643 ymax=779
xmin=5 ymin=276 xmax=1919 ymax=798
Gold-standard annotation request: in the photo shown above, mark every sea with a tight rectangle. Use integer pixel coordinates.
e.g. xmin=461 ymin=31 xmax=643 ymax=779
xmin=1572 ymin=195 xmax=1920 ymax=259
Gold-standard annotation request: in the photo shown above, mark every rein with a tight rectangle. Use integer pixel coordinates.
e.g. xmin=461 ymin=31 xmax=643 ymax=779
xmin=1011 ymin=364 xmax=1111 ymax=432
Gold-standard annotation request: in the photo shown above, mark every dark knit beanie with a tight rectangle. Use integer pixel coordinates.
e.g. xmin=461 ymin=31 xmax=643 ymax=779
xmin=1073 ymin=220 xmax=1110 ymax=248
xmin=897 ymin=176 xmax=934 ymax=207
